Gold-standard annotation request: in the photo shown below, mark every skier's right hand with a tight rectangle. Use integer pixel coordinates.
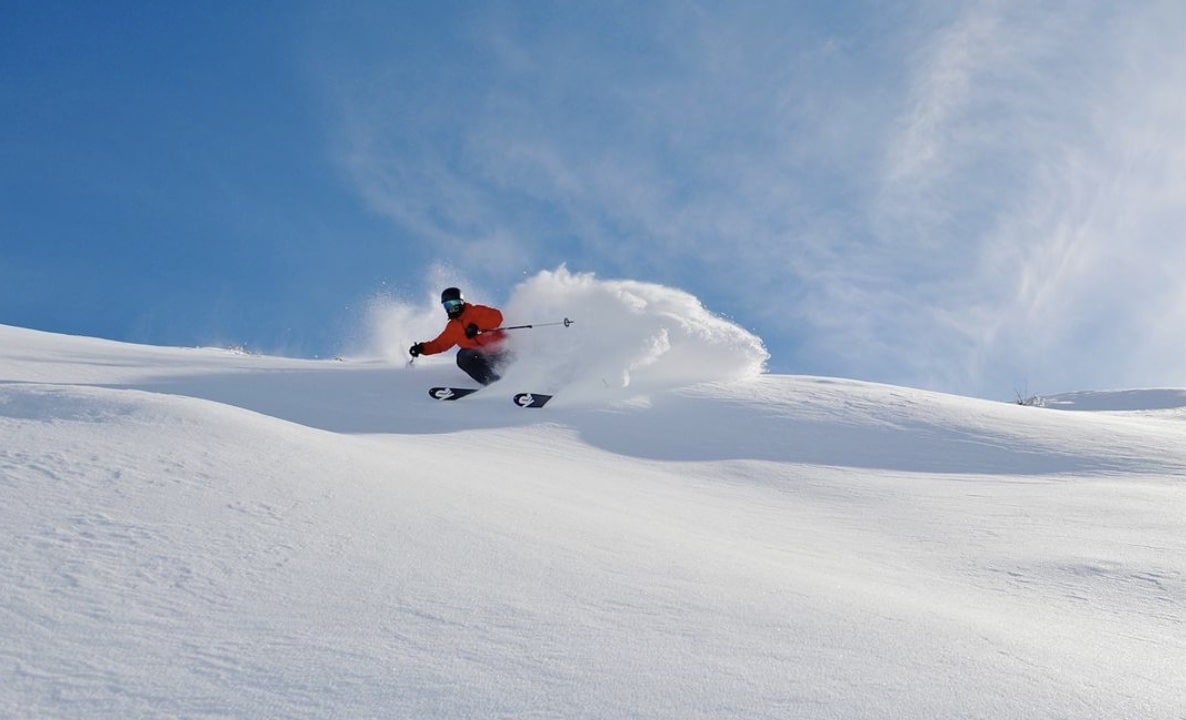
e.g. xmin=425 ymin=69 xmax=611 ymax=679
xmin=409 ymin=343 xmax=424 ymax=358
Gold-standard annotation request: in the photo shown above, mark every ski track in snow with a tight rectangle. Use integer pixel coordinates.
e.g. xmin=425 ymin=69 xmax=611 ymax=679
xmin=2 ymin=323 xmax=1185 ymax=719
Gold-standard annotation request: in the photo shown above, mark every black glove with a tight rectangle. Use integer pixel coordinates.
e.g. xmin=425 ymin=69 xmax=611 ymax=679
xmin=465 ymin=323 xmax=479 ymax=339
xmin=409 ymin=343 xmax=424 ymax=358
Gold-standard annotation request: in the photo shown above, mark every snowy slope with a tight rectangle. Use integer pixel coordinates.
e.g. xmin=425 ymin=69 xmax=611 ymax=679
xmin=3 ymin=320 xmax=1185 ymax=719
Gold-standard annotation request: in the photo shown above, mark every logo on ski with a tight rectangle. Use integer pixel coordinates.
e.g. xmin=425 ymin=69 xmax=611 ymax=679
xmin=514 ymin=393 xmax=553 ymax=408
xmin=429 ymin=387 xmax=480 ymax=401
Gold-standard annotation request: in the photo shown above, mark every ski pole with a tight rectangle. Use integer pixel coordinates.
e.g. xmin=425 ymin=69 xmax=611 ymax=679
xmin=487 ymin=317 xmax=574 ymax=332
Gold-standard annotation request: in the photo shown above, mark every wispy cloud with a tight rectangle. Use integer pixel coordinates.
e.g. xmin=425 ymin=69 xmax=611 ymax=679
xmin=312 ymin=0 xmax=1186 ymax=397
xmin=319 ymin=3 xmax=865 ymax=289
xmin=812 ymin=1 xmax=1186 ymax=395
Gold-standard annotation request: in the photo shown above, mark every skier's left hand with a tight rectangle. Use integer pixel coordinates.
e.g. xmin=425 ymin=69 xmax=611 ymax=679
xmin=465 ymin=323 xmax=479 ymax=339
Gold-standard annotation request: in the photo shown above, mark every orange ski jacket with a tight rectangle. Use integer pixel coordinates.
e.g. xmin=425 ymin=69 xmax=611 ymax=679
xmin=419 ymin=303 xmax=507 ymax=356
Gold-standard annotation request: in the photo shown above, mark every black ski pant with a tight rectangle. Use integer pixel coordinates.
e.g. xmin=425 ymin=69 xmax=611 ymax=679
xmin=456 ymin=348 xmax=504 ymax=386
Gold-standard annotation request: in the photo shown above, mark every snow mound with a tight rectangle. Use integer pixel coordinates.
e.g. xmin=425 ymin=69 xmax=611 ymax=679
xmin=3 ymin=323 xmax=1186 ymax=719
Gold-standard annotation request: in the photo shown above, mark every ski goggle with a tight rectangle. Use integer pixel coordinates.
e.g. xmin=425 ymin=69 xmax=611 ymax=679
xmin=442 ymin=298 xmax=464 ymax=313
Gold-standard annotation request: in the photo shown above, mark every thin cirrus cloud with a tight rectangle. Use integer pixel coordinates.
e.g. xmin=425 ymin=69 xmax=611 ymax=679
xmin=324 ymin=4 xmax=868 ymax=316
xmin=866 ymin=1 xmax=1186 ymax=395
xmin=316 ymin=1 xmax=1185 ymax=398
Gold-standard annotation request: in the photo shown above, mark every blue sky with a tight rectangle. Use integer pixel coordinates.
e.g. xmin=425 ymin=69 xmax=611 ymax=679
xmin=3 ymin=1 xmax=1184 ymax=399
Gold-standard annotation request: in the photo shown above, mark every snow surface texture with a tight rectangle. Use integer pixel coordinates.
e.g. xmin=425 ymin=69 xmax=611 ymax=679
xmin=2 ymin=274 xmax=1185 ymax=719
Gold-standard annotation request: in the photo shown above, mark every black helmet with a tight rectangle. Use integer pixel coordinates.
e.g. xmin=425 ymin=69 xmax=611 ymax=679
xmin=440 ymin=287 xmax=465 ymax=318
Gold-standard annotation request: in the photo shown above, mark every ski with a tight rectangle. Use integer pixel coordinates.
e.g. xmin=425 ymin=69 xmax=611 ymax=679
xmin=513 ymin=392 xmax=553 ymax=409
xmin=429 ymin=387 xmax=480 ymax=401
xmin=431 ymin=387 xmax=553 ymax=407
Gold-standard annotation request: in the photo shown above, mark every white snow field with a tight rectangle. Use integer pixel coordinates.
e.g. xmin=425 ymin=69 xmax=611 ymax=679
xmin=3 ymin=278 xmax=1185 ymax=718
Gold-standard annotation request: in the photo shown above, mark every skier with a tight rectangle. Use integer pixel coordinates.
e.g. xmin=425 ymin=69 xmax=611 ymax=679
xmin=409 ymin=287 xmax=509 ymax=385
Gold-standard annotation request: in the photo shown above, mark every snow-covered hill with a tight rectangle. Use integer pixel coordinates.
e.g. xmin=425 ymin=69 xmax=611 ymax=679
xmin=3 ymin=319 xmax=1184 ymax=719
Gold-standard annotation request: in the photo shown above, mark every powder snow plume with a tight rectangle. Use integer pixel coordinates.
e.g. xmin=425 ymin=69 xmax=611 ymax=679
xmin=359 ymin=267 xmax=769 ymax=397
xmin=497 ymin=267 xmax=768 ymax=398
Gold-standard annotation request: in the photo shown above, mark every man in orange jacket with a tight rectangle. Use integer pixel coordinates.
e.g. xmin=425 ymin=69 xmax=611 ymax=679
xmin=409 ymin=287 xmax=509 ymax=385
